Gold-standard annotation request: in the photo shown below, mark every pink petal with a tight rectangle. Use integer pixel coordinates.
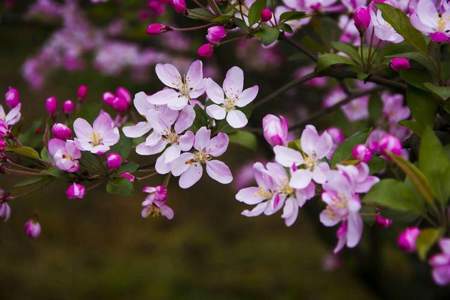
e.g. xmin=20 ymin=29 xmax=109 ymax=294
xmin=236 ymin=85 xmax=258 ymax=107
xmin=282 ymin=197 xmax=299 ymax=227
xmin=194 ymin=127 xmax=211 ymax=150
xmin=133 ymin=92 xmax=153 ymax=116
xmin=5 ymin=104 xmax=21 ymax=125
xmin=186 ymin=60 xmax=203 ymax=87
xmin=122 ymin=122 xmax=152 ymax=138
xmin=274 ymin=146 xmax=303 ymax=167
xmin=179 ymin=131 xmax=195 ymax=151
xmin=48 ymin=138 xmax=65 ymax=156
xmin=206 ymin=160 xmax=233 ymax=184
xmin=171 ymin=152 xmax=194 ymax=176
xmin=206 ymin=104 xmax=226 ymax=120
xmin=290 ymin=169 xmax=312 ymax=189
xmin=235 ymin=187 xmax=266 ymax=204
xmin=155 ymin=63 xmax=181 ymax=88
xmin=148 ymin=89 xmax=179 ymax=106
xmin=163 ymin=144 xmax=181 ymax=163
xmin=346 ymin=212 xmax=363 ymax=248
xmin=136 ymin=140 xmax=166 ymax=155
xmin=300 ymin=125 xmax=320 ymax=156
xmin=223 ymin=66 xmax=244 ymax=98
xmin=179 ymin=164 xmax=203 ymax=189
xmin=206 ymin=78 xmax=225 ymax=104
xmin=241 ymin=202 xmax=268 ymax=217
xmin=175 ymin=105 xmax=195 ymax=133
xmin=226 ymin=109 xmax=248 ymax=128
xmin=206 ymin=132 xmax=229 ymax=157
xmin=155 ymin=154 xmax=172 ymax=174
xmin=73 ymin=118 xmax=93 ymax=140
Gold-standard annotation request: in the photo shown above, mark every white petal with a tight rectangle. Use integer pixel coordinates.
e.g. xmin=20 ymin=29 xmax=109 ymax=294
xmin=155 ymin=63 xmax=182 ymax=88
xmin=206 ymin=104 xmax=226 ymax=120
xmin=179 ymin=164 xmax=203 ymax=189
xmin=273 ymin=146 xmax=303 ymax=167
xmin=206 ymin=78 xmax=225 ymax=104
xmin=226 ymin=109 xmax=248 ymax=128
xmin=206 ymin=160 xmax=233 ymax=184
xmin=236 ymin=85 xmax=258 ymax=107
xmin=289 ymin=169 xmax=312 ymax=189
xmin=122 ymin=122 xmax=151 ymax=138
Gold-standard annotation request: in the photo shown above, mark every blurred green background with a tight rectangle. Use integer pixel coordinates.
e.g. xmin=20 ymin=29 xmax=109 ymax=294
xmin=1 ymin=3 xmax=450 ymax=299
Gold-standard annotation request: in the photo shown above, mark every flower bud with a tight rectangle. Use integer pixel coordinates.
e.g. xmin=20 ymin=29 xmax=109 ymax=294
xmin=430 ymin=32 xmax=448 ymax=43
xmin=170 ymin=0 xmax=186 ymax=13
xmin=379 ymin=134 xmax=402 ymax=156
xmin=375 ymin=214 xmax=392 ymax=228
xmin=45 ymin=96 xmax=58 ymax=116
xmin=24 ymin=219 xmax=41 ymax=239
xmin=5 ymin=87 xmax=20 ymax=108
xmin=262 ymin=114 xmax=288 ymax=146
xmin=354 ymin=6 xmax=371 ymax=32
xmin=206 ymin=26 xmax=227 ymax=44
xmin=146 ymin=23 xmax=167 ymax=35
xmin=115 ymin=87 xmax=131 ymax=104
xmin=103 ymin=92 xmax=115 ymax=106
xmin=261 ymin=8 xmax=273 ymax=22
xmin=390 ymin=57 xmax=411 ymax=71
xmin=397 ymin=227 xmax=420 ymax=252
xmin=0 ymin=201 xmax=11 ymax=222
xmin=197 ymin=43 xmax=214 ymax=58
xmin=66 ymin=183 xmax=86 ymax=200
xmin=51 ymin=123 xmax=72 ymax=140
xmin=120 ymin=171 xmax=135 ymax=182
xmin=112 ymin=96 xmax=130 ymax=112
xmin=106 ymin=152 xmax=122 ymax=170
xmin=63 ymin=100 xmax=75 ymax=114
xmin=77 ymin=84 xmax=88 ymax=101
xmin=352 ymin=144 xmax=372 ymax=162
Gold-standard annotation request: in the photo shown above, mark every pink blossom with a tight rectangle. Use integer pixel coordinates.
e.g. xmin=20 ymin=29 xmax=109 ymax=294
xmin=24 ymin=219 xmax=41 ymax=239
xmin=206 ymin=66 xmax=259 ymax=128
xmin=352 ymin=144 xmax=372 ymax=162
xmin=171 ymin=127 xmax=232 ymax=189
xmin=274 ymin=125 xmax=333 ymax=189
xmin=66 ymin=182 xmax=86 ymax=200
xmin=262 ymin=114 xmax=289 ymax=146
xmin=236 ymin=162 xmax=315 ymax=226
xmin=381 ymin=92 xmax=410 ymax=124
xmin=0 ymin=103 xmax=21 ymax=134
xmin=141 ymin=185 xmax=174 ymax=219
xmin=283 ymin=0 xmax=340 ymax=13
xmin=148 ymin=60 xmax=206 ymax=110
xmin=378 ymin=134 xmax=403 ymax=156
xmin=354 ymin=6 xmax=371 ymax=32
xmin=73 ymin=111 xmax=120 ymax=154
xmin=206 ymin=26 xmax=227 ymax=44
xmin=323 ymin=88 xmax=369 ymax=121
xmin=429 ymin=238 xmax=450 ymax=286
xmin=5 ymin=87 xmax=20 ymax=108
xmin=370 ymin=9 xmax=404 ymax=43
xmin=48 ymin=138 xmax=81 ymax=172
xmin=397 ymin=227 xmax=420 ymax=252
xmin=411 ymin=0 xmax=450 ymax=43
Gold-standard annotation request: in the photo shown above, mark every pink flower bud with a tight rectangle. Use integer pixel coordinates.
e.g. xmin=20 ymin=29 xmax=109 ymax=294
xmin=390 ymin=57 xmax=411 ymax=71
xmin=146 ymin=23 xmax=167 ymax=35
xmin=103 ymin=92 xmax=115 ymax=106
xmin=77 ymin=84 xmax=88 ymax=101
xmin=379 ymin=134 xmax=402 ymax=156
xmin=66 ymin=183 xmax=86 ymax=200
xmin=63 ymin=100 xmax=75 ymax=114
xmin=262 ymin=114 xmax=288 ymax=146
xmin=430 ymin=32 xmax=449 ymax=43
xmin=354 ymin=6 xmax=371 ymax=32
xmin=206 ymin=26 xmax=227 ymax=44
xmin=45 ymin=96 xmax=58 ymax=115
xmin=24 ymin=219 xmax=41 ymax=239
xmin=106 ymin=152 xmax=122 ymax=170
xmin=170 ymin=0 xmax=186 ymax=13
xmin=5 ymin=87 xmax=20 ymax=108
xmin=112 ymin=96 xmax=130 ymax=112
xmin=326 ymin=127 xmax=345 ymax=144
xmin=352 ymin=144 xmax=372 ymax=162
xmin=51 ymin=123 xmax=72 ymax=140
xmin=120 ymin=171 xmax=135 ymax=182
xmin=0 ymin=138 xmax=6 ymax=151
xmin=397 ymin=227 xmax=420 ymax=252
xmin=375 ymin=214 xmax=392 ymax=228
xmin=0 ymin=201 xmax=11 ymax=222
xmin=261 ymin=8 xmax=273 ymax=22
xmin=115 ymin=87 xmax=131 ymax=104
xmin=197 ymin=43 xmax=214 ymax=58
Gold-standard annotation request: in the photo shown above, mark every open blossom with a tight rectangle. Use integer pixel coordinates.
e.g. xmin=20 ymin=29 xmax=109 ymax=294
xmin=320 ymin=163 xmax=378 ymax=252
xmin=74 ymin=111 xmax=120 ymax=154
xmin=122 ymin=92 xmax=158 ymax=139
xmin=0 ymin=104 xmax=21 ymax=134
xmin=148 ymin=60 xmax=206 ymax=110
xmin=141 ymin=185 xmax=174 ymax=220
xmin=274 ymin=125 xmax=333 ymax=189
xmin=48 ymin=138 xmax=81 ymax=172
xmin=370 ymin=9 xmax=404 ymax=43
xmin=236 ymin=162 xmax=315 ymax=226
xmin=206 ymin=66 xmax=258 ymax=128
xmin=411 ymin=0 xmax=450 ymax=43
xmin=171 ymin=127 xmax=232 ymax=189
xmin=429 ymin=238 xmax=450 ymax=286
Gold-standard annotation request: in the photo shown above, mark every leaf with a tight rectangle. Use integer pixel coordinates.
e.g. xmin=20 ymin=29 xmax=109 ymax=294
xmin=331 ymin=129 xmax=369 ymax=166
xmin=377 ymin=3 xmax=428 ymax=54
xmin=191 ymin=105 xmax=209 ymax=132
xmin=419 ymin=127 xmax=450 ymax=204
xmin=117 ymin=162 xmax=140 ymax=173
xmin=316 ymin=53 xmax=355 ymax=73
xmin=279 ymin=11 xmax=307 ymax=23
xmin=331 ymin=41 xmax=361 ymax=65
xmin=229 ymin=130 xmax=258 ymax=151
xmin=111 ymin=134 xmax=132 ymax=159
xmin=248 ymin=0 xmax=265 ymax=26
xmin=363 ymin=179 xmax=425 ymax=214
xmin=416 ymin=228 xmax=442 ymax=260
xmin=187 ymin=8 xmax=215 ymax=21
xmin=255 ymin=24 xmax=280 ymax=45
xmin=6 ymin=146 xmax=40 ymax=160
xmin=399 ymin=69 xmax=428 ymax=90
xmin=106 ymin=178 xmax=134 ymax=196
xmin=424 ymin=83 xmax=450 ymax=101
xmin=80 ymin=152 xmax=104 ymax=175
xmin=389 ymin=153 xmax=435 ymax=205
xmin=368 ymin=156 xmax=386 ymax=174
xmin=406 ymin=87 xmax=438 ymax=133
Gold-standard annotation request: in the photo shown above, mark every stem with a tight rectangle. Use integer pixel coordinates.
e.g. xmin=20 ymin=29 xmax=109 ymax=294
xmin=3 ymin=167 xmax=43 ymax=176
xmin=254 ymin=72 xmax=318 ymax=108
xmin=170 ymin=23 xmax=213 ymax=32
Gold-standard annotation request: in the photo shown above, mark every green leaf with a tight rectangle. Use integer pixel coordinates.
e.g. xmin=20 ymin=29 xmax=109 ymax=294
xmin=229 ymin=130 xmax=258 ymax=151
xmin=6 ymin=146 xmax=40 ymax=160
xmin=187 ymin=8 xmax=215 ymax=21
xmin=406 ymin=87 xmax=437 ymax=133
xmin=331 ymin=41 xmax=361 ymax=65
xmin=368 ymin=94 xmax=382 ymax=122
xmin=255 ymin=24 xmax=280 ymax=45
xmin=331 ymin=129 xmax=369 ymax=166
xmin=279 ymin=11 xmax=307 ymax=23
xmin=399 ymin=69 xmax=428 ymax=90
xmin=111 ymin=134 xmax=132 ymax=159
xmin=368 ymin=156 xmax=386 ymax=174
xmin=389 ymin=153 xmax=435 ymax=205
xmin=377 ymin=3 xmax=428 ymax=54
xmin=191 ymin=105 xmax=209 ymax=132
xmin=363 ymin=179 xmax=425 ymax=214
xmin=117 ymin=162 xmax=139 ymax=173
xmin=424 ymin=83 xmax=450 ymax=101
xmin=80 ymin=152 xmax=104 ymax=175
xmin=248 ymin=0 xmax=265 ymax=26
xmin=419 ymin=127 xmax=450 ymax=204
xmin=316 ymin=53 xmax=355 ymax=73
xmin=416 ymin=228 xmax=442 ymax=260
xmin=106 ymin=178 xmax=134 ymax=196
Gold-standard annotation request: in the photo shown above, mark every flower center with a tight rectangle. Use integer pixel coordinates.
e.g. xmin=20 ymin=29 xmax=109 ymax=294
xmin=256 ymin=187 xmax=273 ymax=199
xmin=437 ymin=17 xmax=446 ymax=32
xmin=164 ymin=130 xmax=179 ymax=144
xmin=303 ymin=154 xmax=316 ymax=170
xmin=192 ymin=150 xmax=211 ymax=164
xmin=280 ymin=182 xmax=294 ymax=196
xmin=223 ymin=98 xmax=236 ymax=112
xmin=179 ymin=79 xmax=191 ymax=97
xmin=90 ymin=131 xmax=103 ymax=146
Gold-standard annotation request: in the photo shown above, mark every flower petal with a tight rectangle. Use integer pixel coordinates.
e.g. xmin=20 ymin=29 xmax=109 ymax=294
xmin=73 ymin=118 xmax=93 ymax=141
xmin=206 ymin=160 xmax=233 ymax=184
xmin=206 ymin=132 xmax=229 ymax=157
xmin=194 ymin=127 xmax=211 ymax=150
xmin=235 ymin=187 xmax=266 ymax=204
xmin=171 ymin=152 xmax=194 ymax=176
xmin=186 ymin=60 xmax=203 ymax=88
xmin=273 ymin=146 xmax=303 ymax=167
xmin=179 ymin=164 xmax=203 ymax=189
xmin=206 ymin=104 xmax=226 ymax=120
xmin=223 ymin=66 xmax=244 ymax=98
xmin=226 ymin=109 xmax=248 ymax=128
xmin=241 ymin=202 xmax=268 ymax=217
xmin=175 ymin=105 xmax=195 ymax=133
xmin=148 ymin=89 xmax=179 ymax=106
xmin=290 ymin=169 xmax=312 ymax=189
xmin=236 ymin=85 xmax=258 ymax=107
xmin=155 ymin=63 xmax=181 ymax=88
xmin=122 ymin=121 xmax=152 ymax=138
xmin=206 ymin=78 xmax=225 ymax=104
